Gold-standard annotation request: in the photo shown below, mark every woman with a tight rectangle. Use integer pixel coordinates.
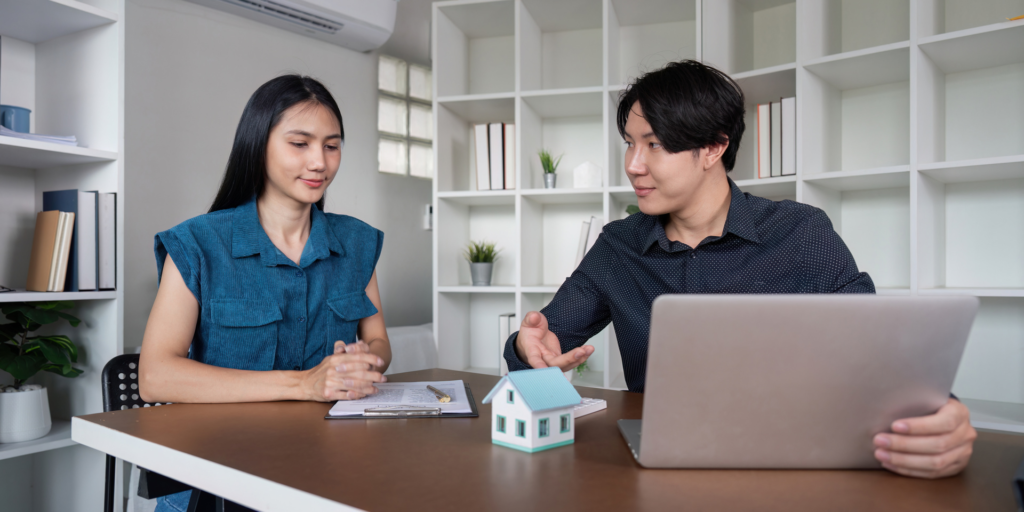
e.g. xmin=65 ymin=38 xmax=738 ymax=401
xmin=140 ymin=75 xmax=391 ymax=509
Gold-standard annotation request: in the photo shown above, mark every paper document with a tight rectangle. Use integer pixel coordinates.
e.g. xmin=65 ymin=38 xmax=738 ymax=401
xmin=327 ymin=380 xmax=472 ymax=416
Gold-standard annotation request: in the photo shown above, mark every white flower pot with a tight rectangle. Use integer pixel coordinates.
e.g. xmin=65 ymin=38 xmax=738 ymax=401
xmin=0 ymin=387 xmax=52 ymax=443
xmin=564 ymin=370 xmax=574 ymax=382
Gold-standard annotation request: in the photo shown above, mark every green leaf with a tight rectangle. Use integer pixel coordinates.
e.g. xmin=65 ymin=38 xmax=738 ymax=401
xmin=53 ymin=311 xmax=81 ymax=327
xmin=18 ymin=307 xmax=59 ymax=326
xmin=37 ymin=301 xmax=74 ymax=311
xmin=44 ymin=335 xmax=78 ymax=363
xmin=626 ymin=204 xmax=641 ymax=215
xmin=2 ymin=351 xmax=47 ymax=382
xmin=42 ymin=363 xmax=83 ymax=379
xmin=37 ymin=338 xmax=71 ymax=367
xmin=0 ymin=343 xmax=17 ymax=369
xmin=0 ymin=322 xmax=21 ymax=343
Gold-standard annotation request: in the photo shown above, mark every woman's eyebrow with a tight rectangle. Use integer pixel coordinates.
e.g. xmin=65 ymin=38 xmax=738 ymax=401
xmin=285 ymin=129 xmax=342 ymax=140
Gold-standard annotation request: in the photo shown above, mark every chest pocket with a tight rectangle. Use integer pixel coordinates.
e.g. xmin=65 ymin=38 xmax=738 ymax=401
xmin=207 ymin=299 xmax=282 ymax=371
xmin=325 ymin=291 xmax=379 ymax=354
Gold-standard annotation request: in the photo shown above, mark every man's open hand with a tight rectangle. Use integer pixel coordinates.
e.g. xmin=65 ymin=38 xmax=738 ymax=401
xmin=514 ymin=311 xmax=594 ymax=372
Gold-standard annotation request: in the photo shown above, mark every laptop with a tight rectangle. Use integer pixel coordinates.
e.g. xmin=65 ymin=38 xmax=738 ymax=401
xmin=618 ymin=294 xmax=978 ymax=469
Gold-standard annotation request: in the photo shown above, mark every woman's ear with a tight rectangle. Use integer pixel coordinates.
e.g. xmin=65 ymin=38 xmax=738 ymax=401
xmin=702 ymin=137 xmax=729 ymax=170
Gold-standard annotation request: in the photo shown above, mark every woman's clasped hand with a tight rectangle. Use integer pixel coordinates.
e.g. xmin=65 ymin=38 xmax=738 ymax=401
xmin=303 ymin=340 xmax=387 ymax=401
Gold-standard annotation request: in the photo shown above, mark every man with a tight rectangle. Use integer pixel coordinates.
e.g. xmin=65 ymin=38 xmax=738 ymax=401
xmin=504 ymin=60 xmax=976 ymax=479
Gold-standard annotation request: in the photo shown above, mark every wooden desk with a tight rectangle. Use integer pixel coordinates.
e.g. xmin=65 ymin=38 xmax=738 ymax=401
xmin=73 ymin=369 xmax=1023 ymax=511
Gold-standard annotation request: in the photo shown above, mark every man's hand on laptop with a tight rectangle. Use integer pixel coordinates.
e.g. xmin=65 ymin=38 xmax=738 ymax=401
xmin=872 ymin=398 xmax=977 ymax=479
xmin=514 ymin=311 xmax=594 ymax=371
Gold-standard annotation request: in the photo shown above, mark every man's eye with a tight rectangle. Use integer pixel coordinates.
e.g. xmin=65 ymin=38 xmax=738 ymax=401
xmin=325 ymin=145 xmax=339 ymax=151
xmin=650 ymin=142 xmax=661 ymax=149
xmin=291 ymin=142 xmax=308 ymax=148
xmin=624 ymin=141 xmax=634 ymax=148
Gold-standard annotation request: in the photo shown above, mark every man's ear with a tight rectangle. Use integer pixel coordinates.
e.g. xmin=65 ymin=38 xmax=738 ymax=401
xmin=702 ymin=137 xmax=730 ymax=170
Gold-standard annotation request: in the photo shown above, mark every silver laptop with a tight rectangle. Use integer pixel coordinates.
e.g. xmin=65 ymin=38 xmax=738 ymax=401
xmin=618 ymin=295 xmax=978 ymax=469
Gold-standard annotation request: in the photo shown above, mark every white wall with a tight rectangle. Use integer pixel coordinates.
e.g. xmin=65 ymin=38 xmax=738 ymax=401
xmin=123 ymin=0 xmax=432 ymax=350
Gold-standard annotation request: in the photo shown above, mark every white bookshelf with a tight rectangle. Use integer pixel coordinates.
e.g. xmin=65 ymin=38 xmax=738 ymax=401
xmin=0 ymin=0 xmax=124 ymax=510
xmin=431 ymin=0 xmax=1024 ymax=421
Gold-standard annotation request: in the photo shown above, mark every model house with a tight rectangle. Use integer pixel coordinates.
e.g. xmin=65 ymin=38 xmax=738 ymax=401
xmin=482 ymin=367 xmax=582 ymax=453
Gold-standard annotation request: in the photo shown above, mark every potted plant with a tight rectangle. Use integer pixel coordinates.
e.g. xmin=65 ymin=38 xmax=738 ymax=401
xmin=464 ymin=241 xmax=500 ymax=286
xmin=0 ymin=301 xmax=83 ymax=443
xmin=565 ymin=360 xmax=589 ymax=383
xmin=538 ymin=149 xmax=563 ymax=189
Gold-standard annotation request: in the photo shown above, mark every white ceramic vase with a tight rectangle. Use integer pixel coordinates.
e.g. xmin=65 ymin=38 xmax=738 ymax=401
xmin=0 ymin=387 xmax=53 ymax=443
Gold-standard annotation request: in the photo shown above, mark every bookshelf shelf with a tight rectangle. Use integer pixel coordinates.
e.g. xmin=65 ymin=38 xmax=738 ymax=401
xmin=731 ymin=63 xmax=797 ymax=105
xmin=920 ymin=288 xmax=1024 ymax=298
xmin=438 ymin=190 xmax=516 ymax=206
xmin=734 ymin=176 xmax=797 ymax=201
xmin=0 ymin=0 xmax=116 ymax=44
xmin=432 ymin=0 xmax=1024 ymax=413
xmin=520 ymin=188 xmax=603 ymax=204
xmin=0 ymin=0 xmax=124 ymax=506
xmin=438 ymin=286 xmax=517 ymax=294
xmin=0 ymin=136 xmax=119 ymax=169
xmin=0 ymin=291 xmax=117 ymax=303
xmin=0 ymin=421 xmax=74 ymax=462
xmin=962 ymin=398 xmax=1024 ymax=434
xmin=803 ymin=165 xmax=911 ymax=191
xmin=918 ymin=21 xmax=1024 ymax=74
xmin=918 ymin=155 xmax=1024 ymax=184
xmin=804 ymin=42 xmax=910 ymax=91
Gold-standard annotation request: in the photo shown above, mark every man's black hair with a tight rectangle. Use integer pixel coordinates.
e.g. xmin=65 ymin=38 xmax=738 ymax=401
xmin=616 ymin=60 xmax=745 ymax=172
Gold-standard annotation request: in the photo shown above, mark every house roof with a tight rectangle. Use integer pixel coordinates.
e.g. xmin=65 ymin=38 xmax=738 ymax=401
xmin=482 ymin=367 xmax=582 ymax=412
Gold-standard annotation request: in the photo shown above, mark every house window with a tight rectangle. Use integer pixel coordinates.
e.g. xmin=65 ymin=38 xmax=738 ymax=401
xmin=515 ymin=419 xmax=526 ymax=438
xmin=496 ymin=415 xmax=506 ymax=433
xmin=538 ymin=418 xmax=550 ymax=438
xmin=560 ymin=414 xmax=571 ymax=433
xmin=506 ymin=390 xmax=514 ymax=404
xmin=378 ymin=55 xmax=433 ymax=178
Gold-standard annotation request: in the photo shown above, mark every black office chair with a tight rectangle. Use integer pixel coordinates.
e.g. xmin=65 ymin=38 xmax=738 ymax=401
xmin=102 ymin=354 xmax=231 ymax=512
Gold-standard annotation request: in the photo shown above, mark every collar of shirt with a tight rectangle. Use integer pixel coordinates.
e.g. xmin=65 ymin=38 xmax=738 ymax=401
xmin=643 ymin=178 xmax=762 ymax=254
xmin=230 ymin=195 xmax=346 ymax=268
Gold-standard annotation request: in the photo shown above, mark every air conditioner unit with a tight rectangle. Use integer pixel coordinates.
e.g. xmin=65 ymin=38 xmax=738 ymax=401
xmin=184 ymin=0 xmax=397 ymax=52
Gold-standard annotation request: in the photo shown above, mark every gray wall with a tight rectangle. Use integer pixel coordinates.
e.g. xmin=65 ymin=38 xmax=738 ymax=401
xmin=124 ymin=0 xmax=433 ymax=350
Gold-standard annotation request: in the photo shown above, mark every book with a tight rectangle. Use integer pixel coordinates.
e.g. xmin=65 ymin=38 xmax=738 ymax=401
xmin=574 ymin=219 xmax=591 ymax=268
xmin=770 ymin=101 xmax=782 ymax=177
xmin=489 ymin=123 xmax=504 ymax=190
xmin=474 ymin=124 xmax=490 ymax=191
xmin=51 ymin=212 xmax=75 ymax=292
xmin=781 ymin=97 xmax=796 ymax=176
xmin=584 ymin=216 xmax=603 ymax=255
xmin=98 ymin=192 xmax=116 ymax=290
xmin=26 ymin=211 xmax=62 ymax=292
xmin=43 ymin=190 xmax=98 ymax=291
xmin=498 ymin=312 xmax=516 ymax=376
xmin=503 ymin=123 xmax=515 ymax=190
xmin=757 ymin=103 xmax=771 ymax=179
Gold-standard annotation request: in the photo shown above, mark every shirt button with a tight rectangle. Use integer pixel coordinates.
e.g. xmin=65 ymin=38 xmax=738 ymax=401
xmin=295 ymin=271 xmax=302 ymax=277
xmin=299 ymin=316 xmax=306 ymax=323
xmin=293 ymin=366 xmax=300 ymax=371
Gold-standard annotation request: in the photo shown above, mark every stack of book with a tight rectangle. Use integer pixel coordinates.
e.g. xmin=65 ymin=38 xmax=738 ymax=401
xmin=26 ymin=190 xmax=116 ymax=292
xmin=756 ymin=97 xmax=796 ymax=179
xmin=574 ymin=216 xmax=605 ymax=268
xmin=474 ymin=123 xmax=515 ymax=190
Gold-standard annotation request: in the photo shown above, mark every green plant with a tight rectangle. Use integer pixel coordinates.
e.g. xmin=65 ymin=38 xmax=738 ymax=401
xmin=538 ymin=149 xmax=563 ymax=174
xmin=574 ymin=361 xmax=590 ymax=376
xmin=626 ymin=204 xmax=641 ymax=215
xmin=464 ymin=240 xmax=500 ymax=263
xmin=0 ymin=302 xmax=83 ymax=387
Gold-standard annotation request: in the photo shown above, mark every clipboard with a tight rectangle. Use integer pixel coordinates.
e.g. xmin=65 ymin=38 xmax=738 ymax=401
xmin=324 ymin=384 xmax=480 ymax=419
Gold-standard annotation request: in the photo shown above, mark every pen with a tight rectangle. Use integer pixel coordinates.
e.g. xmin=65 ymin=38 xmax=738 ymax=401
xmin=427 ymin=385 xmax=451 ymax=403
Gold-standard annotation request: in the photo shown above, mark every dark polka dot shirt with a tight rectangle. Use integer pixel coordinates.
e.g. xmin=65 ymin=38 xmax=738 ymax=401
xmin=503 ymin=178 xmax=875 ymax=393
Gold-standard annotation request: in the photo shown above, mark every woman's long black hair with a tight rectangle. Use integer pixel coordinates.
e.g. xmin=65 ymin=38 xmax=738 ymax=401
xmin=209 ymin=75 xmax=344 ymax=213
